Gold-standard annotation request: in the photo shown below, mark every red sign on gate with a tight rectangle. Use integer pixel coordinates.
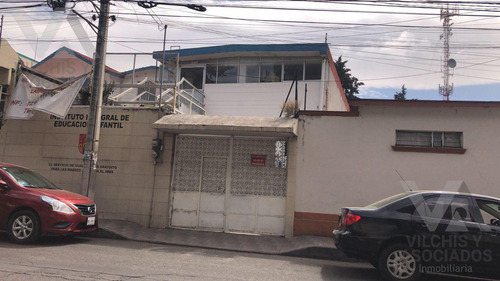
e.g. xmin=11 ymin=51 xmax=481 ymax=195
xmin=78 ymin=134 xmax=86 ymax=155
xmin=251 ymin=154 xmax=266 ymax=167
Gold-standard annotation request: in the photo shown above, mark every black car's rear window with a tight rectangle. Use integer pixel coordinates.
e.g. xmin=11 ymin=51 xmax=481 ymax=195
xmin=1 ymin=167 xmax=59 ymax=189
xmin=365 ymin=193 xmax=411 ymax=209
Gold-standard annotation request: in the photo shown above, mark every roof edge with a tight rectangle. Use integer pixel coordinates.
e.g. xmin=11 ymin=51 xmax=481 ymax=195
xmin=350 ymin=99 xmax=500 ymax=108
xmin=153 ymin=43 xmax=329 ymax=62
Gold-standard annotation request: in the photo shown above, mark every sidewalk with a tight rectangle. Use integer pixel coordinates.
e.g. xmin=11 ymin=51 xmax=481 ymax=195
xmin=93 ymin=219 xmax=348 ymax=261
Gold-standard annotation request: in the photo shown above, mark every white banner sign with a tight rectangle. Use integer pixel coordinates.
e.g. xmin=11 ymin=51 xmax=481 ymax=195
xmin=4 ymin=73 xmax=87 ymax=119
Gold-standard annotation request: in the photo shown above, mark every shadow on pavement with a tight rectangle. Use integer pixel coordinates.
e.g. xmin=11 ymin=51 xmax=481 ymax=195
xmin=0 ymin=231 xmax=94 ymax=248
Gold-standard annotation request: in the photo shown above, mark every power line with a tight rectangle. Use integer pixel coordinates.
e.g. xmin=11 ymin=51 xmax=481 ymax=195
xmin=0 ymin=3 xmax=44 ymax=10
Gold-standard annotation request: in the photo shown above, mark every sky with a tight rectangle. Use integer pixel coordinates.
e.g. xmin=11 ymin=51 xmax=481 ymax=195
xmin=2 ymin=0 xmax=500 ymax=101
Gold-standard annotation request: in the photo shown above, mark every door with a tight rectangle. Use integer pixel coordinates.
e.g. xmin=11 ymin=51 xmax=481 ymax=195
xmin=411 ymin=195 xmax=485 ymax=270
xmin=170 ymin=157 xmax=228 ymax=231
xmin=225 ymin=138 xmax=287 ymax=235
xmin=198 ymin=157 xmax=227 ymax=230
xmin=0 ymin=173 xmax=10 ymax=229
xmin=170 ymin=136 xmax=230 ymax=230
xmin=169 ymin=135 xmax=288 ymax=235
xmin=180 ymin=67 xmax=204 ymax=89
xmin=476 ymin=199 xmax=500 ymax=275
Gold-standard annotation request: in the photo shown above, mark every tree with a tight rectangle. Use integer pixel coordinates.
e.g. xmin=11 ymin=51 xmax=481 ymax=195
xmin=102 ymin=81 xmax=115 ymax=105
xmin=334 ymin=56 xmax=364 ymax=100
xmin=394 ymin=85 xmax=408 ymax=100
xmin=77 ymin=80 xmax=115 ymax=105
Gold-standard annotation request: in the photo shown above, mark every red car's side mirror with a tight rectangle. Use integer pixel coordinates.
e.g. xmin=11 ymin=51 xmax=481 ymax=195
xmin=0 ymin=180 xmax=9 ymax=189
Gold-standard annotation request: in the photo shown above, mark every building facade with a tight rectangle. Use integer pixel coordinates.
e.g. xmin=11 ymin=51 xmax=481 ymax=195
xmin=293 ymin=100 xmax=500 ymax=236
xmin=153 ymin=43 xmax=349 ymax=117
xmin=3 ymin=42 xmax=499 ymax=238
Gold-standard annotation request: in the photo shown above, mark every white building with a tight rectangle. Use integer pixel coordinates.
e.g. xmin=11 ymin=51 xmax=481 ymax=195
xmin=2 ymin=42 xmax=499 ymax=238
xmin=152 ymin=43 xmax=348 ymax=117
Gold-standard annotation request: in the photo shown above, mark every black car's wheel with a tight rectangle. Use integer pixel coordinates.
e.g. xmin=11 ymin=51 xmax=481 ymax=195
xmin=7 ymin=210 xmax=41 ymax=244
xmin=378 ymin=244 xmax=421 ymax=281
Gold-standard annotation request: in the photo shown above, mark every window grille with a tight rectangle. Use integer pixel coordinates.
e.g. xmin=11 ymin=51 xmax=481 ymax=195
xmin=395 ymin=130 xmax=463 ymax=148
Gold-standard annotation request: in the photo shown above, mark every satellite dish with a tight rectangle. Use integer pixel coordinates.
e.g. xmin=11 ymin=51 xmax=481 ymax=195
xmin=448 ymin=59 xmax=457 ymax=68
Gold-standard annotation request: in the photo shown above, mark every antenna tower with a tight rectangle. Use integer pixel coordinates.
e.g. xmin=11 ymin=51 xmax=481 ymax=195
xmin=439 ymin=4 xmax=458 ymax=101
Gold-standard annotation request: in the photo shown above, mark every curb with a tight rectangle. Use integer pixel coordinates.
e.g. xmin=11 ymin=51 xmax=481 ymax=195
xmin=284 ymin=247 xmax=355 ymax=261
xmin=84 ymin=227 xmax=127 ymax=240
xmin=88 ymin=227 xmax=355 ymax=262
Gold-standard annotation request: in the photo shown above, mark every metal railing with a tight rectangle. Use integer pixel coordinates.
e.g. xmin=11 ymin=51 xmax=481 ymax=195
xmin=109 ymin=77 xmax=205 ymax=115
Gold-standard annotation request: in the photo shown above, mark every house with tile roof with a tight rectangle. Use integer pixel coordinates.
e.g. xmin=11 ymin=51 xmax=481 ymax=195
xmin=32 ymin=46 xmax=124 ymax=82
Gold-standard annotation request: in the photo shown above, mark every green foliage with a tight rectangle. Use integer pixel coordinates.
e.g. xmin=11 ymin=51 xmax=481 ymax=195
xmin=76 ymin=80 xmax=115 ymax=106
xmin=102 ymin=81 xmax=115 ymax=105
xmin=77 ymin=88 xmax=91 ymax=105
xmin=334 ymin=56 xmax=364 ymax=100
xmin=394 ymin=85 xmax=408 ymax=100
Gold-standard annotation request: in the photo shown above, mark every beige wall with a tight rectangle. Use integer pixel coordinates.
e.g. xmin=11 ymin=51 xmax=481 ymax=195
xmin=295 ymin=105 xmax=500 ymax=218
xmin=19 ymin=56 xmax=38 ymax=68
xmin=0 ymin=106 xmax=173 ymax=228
xmin=0 ymin=39 xmax=19 ymax=86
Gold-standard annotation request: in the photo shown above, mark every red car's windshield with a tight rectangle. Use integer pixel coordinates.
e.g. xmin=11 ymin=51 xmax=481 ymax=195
xmin=1 ymin=167 xmax=60 ymax=190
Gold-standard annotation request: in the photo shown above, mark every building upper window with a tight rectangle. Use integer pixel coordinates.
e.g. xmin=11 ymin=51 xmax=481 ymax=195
xmin=204 ymin=57 xmax=323 ymax=84
xmin=284 ymin=59 xmax=304 ymax=81
xmin=217 ymin=59 xmax=238 ymax=84
xmin=305 ymin=60 xmax=322 ymax=80
xmin=393 ymin=130 xmax=465 ymax=154
xmin=240 ymin=60 xmax=259 ymax=83
xmin=260 ymin=59 xmax=282 ymax=83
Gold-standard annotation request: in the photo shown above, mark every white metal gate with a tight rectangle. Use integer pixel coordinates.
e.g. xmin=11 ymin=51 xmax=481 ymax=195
xmin=170 ymin=135 xmax=288 ymax=235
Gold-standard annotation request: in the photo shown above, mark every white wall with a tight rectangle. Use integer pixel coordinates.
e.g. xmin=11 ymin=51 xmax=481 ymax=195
xmin=325 ymin=63 xmax=348 ymax=112
xmin=295 ymin=105 xmax=500 ymax=215
xmin=204 ymin=81 xmax=322 ymax=117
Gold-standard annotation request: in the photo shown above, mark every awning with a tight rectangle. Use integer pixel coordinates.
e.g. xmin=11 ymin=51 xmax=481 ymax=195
xmin=153 ymin=115 xmax=297 ymax=137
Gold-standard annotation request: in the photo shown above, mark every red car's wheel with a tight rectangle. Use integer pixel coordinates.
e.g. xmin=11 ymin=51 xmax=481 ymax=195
xmin=7 ymin=210 xmax=41 ymax=244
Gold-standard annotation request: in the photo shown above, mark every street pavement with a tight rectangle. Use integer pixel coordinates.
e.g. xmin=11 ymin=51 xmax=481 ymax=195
xmin=93 ymin=219 xmax=347 ymax=261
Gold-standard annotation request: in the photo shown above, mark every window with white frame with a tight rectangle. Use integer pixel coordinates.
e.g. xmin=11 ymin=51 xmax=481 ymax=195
xmin=395 ymin=130 xmax=463 ymax=148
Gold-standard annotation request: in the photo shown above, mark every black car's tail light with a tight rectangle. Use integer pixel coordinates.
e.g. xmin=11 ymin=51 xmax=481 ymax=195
xmin=342 ymin=213 xmax=361 ymax=226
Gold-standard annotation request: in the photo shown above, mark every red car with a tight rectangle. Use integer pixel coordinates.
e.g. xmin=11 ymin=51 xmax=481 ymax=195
xmin=0 ymin=163 xmax=97 ymax=243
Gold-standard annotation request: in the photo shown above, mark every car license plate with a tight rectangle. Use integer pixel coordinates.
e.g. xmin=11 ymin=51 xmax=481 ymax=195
xmin=87 ymin=217 xmax=95 ymax=226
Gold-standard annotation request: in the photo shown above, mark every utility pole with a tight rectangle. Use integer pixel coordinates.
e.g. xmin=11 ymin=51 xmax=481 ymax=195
xmin=0 ymin=15 xmax=4 ymax=47
xmin=80 ymin=0 xmax=110 ymax=198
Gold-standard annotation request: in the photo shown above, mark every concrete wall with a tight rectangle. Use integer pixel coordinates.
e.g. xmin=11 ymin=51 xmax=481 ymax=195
xmin=0 ymin=106 xmax=173 ymax=228
xmin=294 ymin=105 xmax=500 ymax=236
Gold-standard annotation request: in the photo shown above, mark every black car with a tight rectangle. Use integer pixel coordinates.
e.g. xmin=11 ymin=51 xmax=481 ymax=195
xmin=333 ymin=191 xmax=500 ymax=281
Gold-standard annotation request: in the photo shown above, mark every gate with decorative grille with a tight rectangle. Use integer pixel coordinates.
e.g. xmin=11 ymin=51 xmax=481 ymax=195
xmin=170 ymin=135 xmax=288 ymax=235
